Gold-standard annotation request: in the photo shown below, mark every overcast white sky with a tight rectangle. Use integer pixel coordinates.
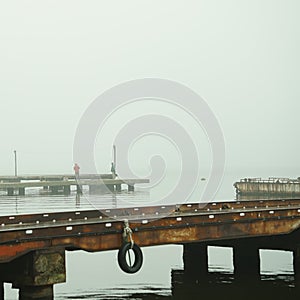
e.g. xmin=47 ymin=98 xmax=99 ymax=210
xmin=0 ymin=0 xmax=299 ymax=180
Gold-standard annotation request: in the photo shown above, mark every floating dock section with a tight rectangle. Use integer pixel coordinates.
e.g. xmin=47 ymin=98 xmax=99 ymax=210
xmin=234 ymin=177 xmax=300 ymax=196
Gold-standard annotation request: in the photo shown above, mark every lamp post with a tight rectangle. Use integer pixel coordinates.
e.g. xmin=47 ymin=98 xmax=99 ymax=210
xmin=14 ymin=150 xmax=17 ymax=177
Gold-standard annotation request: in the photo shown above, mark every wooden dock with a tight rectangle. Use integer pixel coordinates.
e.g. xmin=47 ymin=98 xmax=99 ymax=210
xmin=0 ymin=174 xmax=149 ymax=195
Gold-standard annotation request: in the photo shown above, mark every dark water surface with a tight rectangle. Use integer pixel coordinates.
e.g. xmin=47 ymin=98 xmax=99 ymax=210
xmin=1 ymin=175 xmax=300 ymax=299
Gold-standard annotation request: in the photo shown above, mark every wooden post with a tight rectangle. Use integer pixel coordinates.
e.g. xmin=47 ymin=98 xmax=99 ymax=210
xmin=14 ymin=150 xmax=17 ymax=177
xmin=116 ymin=184 xmax=122 ymax=192
xmin=113 ymin=144 xmax=117 ymax=174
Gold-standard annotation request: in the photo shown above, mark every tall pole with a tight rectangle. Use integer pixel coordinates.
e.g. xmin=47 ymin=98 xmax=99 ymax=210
xmin=113 ymin=144 xmax=116 ymax=171
xmin=14 ymin=150 xmax=17 ymax=177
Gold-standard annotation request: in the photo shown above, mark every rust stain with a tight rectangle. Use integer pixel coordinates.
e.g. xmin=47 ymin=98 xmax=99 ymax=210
xmin=1 ymin=199 xmax=300 ymax=262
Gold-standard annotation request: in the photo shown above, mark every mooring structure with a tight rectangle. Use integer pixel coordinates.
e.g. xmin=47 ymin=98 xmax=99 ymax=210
xmin=0 ymin=174 xmax=148 ymax=196
xmin=1 ymin=198 xmax=300 ymax=299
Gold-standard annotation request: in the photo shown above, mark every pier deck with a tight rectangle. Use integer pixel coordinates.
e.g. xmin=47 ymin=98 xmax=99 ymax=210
xmin=1 ymin=198 xmax=300 ymax=262
xmin=0 ymin=174 xmax=149 ymax=195
xmin=2 ymin=198 xmax=300 ymax=299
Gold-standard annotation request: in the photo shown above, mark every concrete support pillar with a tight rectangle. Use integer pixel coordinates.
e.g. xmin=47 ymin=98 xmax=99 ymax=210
xmin=7 ymin=188 xmax=14 ymax=196
xmin=19 ymin=285 xmax=53 ymax=300
xmin=128 ymin=185 xmax=134 ymax=192
xmin=293 ymin=246 xmax=300 ymax=287
xmin=233 ymin=241 xmax=260 ymax=282
xmin=116 ymin=184 xmax=122 ymax=192
xmin=50 ymin=186 xmax=59 ymax=194
xmin=183 ymin=243 xmax=208 ymax=278
xmin=0 ymin=281 xmax=3 ymax=300
xmin=9 ymin=249 xmax=66 ymax=300
xmin=107 ymin=184 xmax=115 ymax=192
xmin=19 ymin=187 xmax=25 ymax=196
xmin=63 ymin=185 xmax=71 ymax=195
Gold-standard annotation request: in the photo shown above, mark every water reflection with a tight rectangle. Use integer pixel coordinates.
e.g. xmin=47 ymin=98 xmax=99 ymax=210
xmin=171 ymin=269 xmax=300 ymax=300
xmin=0 ymin=188 xmax=151 ymax=216
xmin=54 ymin=268 xmax=300 ymax=300
xmin=236 ymin=193 xmax=300 ymax=201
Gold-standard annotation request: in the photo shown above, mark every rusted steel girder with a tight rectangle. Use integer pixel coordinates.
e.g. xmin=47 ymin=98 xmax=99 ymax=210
xmin=1 ymin=200 xmax=300 ymax=262
xmin=1 ymin=198 xmax=299 ymax=226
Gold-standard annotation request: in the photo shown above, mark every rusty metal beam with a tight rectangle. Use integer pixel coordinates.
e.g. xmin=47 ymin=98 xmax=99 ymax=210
xmin=1 ymin=200 xmax=300 ymax=262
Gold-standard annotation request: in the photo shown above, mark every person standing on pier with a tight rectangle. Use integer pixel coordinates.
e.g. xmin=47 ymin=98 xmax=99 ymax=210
xmin=73 ymin=163 xmax=80 ymax=180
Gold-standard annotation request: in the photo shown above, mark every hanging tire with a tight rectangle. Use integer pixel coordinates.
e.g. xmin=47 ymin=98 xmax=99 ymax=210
xmin=117 ymin=242 xmax=143 ymax=274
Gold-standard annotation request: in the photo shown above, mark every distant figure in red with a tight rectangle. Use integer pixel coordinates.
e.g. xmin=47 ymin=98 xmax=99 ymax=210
xmin=73 ymin=163 xmax=80 ymax=180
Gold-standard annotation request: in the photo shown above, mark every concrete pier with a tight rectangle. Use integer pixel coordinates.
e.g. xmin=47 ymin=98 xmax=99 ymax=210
xmin=1 ymin=249 xmax=66 ymax=300
xmin=0 ymin=175 xmax=148 ymax=196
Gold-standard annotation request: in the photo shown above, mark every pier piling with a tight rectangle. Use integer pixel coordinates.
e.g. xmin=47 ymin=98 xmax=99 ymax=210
xmin=128 ymin=185 xmax=134 ymax=192
xmin=1 ymin=249 xmax=66 ymax=300
xmin=293 ymin=247 xmax=300 ymax=286
xmin=18 ymin=285 xmax=53 ymax=300
xmin=0 ymin=281 xmax=3 ymax=300
xmin=233 ymin=241 xmax=260 ymax=282
xmin=18 ymin=187 xmax=25 ymax=196
xmin=183 ymin=243 xmax=208 ymax=278
xmin=7 ymin=188 xmax=14 ymax=196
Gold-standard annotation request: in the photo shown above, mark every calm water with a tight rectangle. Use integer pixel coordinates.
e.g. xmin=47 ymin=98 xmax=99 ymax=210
xmin=1 ymin=172 xmax=300 ymax=299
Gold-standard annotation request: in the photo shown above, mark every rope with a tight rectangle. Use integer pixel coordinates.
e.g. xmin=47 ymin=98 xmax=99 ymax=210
xmin=123 ymin=219 xmax=134 ymax=248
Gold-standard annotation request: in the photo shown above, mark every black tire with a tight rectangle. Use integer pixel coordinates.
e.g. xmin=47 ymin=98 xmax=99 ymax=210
xmin=117 ymin=242 xmax=143 ymax=274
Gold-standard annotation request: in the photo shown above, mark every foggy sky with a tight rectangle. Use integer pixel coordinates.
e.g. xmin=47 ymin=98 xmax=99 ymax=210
xmin=0 ymin=0 xmax=299 ymax=179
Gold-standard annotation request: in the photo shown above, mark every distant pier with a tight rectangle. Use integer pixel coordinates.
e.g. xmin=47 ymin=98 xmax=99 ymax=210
xmin=0 ymin=174 xmax=149 ymax=196
xmin=234 ymin=177 xmax=300 ymax=196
